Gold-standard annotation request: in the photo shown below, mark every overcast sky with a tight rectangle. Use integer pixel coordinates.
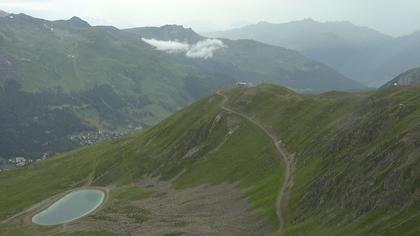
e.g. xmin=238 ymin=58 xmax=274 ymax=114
xmin=1 ymin=0 xmax=420 ymax=36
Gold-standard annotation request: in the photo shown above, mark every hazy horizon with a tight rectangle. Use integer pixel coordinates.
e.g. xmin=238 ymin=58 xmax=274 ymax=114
xmin=1 ymin=0 xmax=420 ymax=37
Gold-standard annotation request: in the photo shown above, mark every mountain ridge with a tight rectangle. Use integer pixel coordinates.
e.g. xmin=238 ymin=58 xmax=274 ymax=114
xmin=126 ymin=24 xmax=363 ymax=91
xmin=205 ymin=19 xmax=393 ymax=50
xmin=382 ymin=67 xmax=420 ymax=88
xmin=126 ymin=24 xmax=205 ymax=43
xmin=53 ymin=16 xmax=91 ymax=28
xmin=206 ymin=19 xmax=420 ymax=86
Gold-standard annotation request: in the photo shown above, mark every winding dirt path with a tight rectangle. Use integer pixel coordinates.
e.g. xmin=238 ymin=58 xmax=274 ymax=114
xmin=217 ymin=91 xmax=294 ymax=236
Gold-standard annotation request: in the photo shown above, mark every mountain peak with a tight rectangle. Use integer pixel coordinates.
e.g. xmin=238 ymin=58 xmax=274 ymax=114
xmin=125 ymin=24 xmax=205 ymax=43
xmin=159 ymin=24 xmax=198 ymax=35
xmin=67 ymin=16 xmax=90 ymax=27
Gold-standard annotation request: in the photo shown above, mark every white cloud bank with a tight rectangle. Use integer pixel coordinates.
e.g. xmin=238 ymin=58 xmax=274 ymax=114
xmin=186 ymin=39 xmax=226 ymax=59
xmin=142 ymin=38 xmax=226 ymax=59
xmin=141 ymin=38 xmax=190 ymax=53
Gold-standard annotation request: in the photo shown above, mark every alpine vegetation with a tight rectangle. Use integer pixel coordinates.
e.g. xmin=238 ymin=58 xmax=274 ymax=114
xmin=142 ymin=38 xmax=226 ymax=59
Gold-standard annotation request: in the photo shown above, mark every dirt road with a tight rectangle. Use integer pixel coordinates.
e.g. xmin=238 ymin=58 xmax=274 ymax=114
xmin=217 ymin=91 xmax=294 ymax=236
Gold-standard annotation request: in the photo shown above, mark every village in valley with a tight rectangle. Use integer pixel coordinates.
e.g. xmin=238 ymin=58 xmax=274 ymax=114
xmin=0 ymin=154 xmax=48 ymax=172
xmin=70 ymin=130 xmax=126 ymax=146
xmin=0 ymin=130 xmax=129 ymax=172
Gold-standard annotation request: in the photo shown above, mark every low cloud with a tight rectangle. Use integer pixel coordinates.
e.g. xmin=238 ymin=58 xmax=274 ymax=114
xmin=141 ymin=38 xmax=190 ymax=53
xmin=186 ymin=39 xmax=226 ymax=59
xmin=142 ymin=38 xmax=226 ymax=59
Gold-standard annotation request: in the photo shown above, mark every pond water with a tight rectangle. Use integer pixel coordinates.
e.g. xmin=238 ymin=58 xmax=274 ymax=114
xmin=32 ymin=189 xmax=105 ymax=226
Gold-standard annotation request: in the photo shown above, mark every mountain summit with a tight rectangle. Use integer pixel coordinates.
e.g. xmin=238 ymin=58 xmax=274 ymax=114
xmin=53 ymin=16 xmax=90 ymax=28
xmin=68 ymin=16 xmax=90 ymax=27
xmin=126 ymin=24 xmax=205 ymax=43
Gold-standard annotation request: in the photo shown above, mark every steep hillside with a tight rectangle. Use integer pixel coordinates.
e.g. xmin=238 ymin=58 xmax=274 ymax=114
xmin=225 ymin=85 xmax=420 ymax=235
xmin=0 ymin=93 xmax=284 ymax=235
xmin=382 ymin=67 xmax=420 ymax=88
xmin=0 ymin=14 xmax=361 ymax=159
xmin=127 ymin=25 xmax=363 ymax=92
xmin=0 ymin=13 xmax=233 ymax=158
xmin=0 ymin=84 xmax=419 ymax=235
xmin=207 ymin=19 xmax=420 ymax=86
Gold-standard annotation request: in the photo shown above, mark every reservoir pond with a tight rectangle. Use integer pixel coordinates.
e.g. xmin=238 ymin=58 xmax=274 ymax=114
xmin=32 ymin=189 xmax=105 ymax=226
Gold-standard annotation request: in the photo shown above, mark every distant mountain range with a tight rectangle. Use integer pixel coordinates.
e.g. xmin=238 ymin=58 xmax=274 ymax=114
xmin=0 ymin=13 xmax=360 ymax=158
xmin=127 ymin=24 xmax=362 ymax=91
xmin=206 ymin=19 xmax=420 ymax=87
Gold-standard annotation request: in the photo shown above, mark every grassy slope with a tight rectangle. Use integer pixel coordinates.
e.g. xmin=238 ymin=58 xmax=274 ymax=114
xmin=225 ymin=85 xmax=420 ymax=235
xmin=1 ymin=85 xmax=419 ymax=235
xmin=0 ymin=14 xmax=233 ymax=158
xmin=0 ymin=15 xmax=226 ymax=128
xmin=0 ymin=94 xmax=283 ymax=235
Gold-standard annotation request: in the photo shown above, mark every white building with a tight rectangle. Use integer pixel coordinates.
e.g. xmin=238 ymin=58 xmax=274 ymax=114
xmin=15 ymin=157 xmax=26 ymax=166
xmin=236 ymin=82 xmax=251 ymax=88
